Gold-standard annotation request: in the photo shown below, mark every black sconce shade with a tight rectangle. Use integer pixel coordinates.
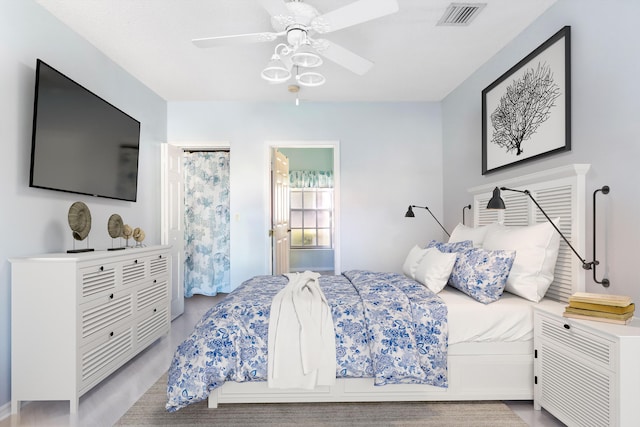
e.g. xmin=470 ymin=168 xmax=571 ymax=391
xmin=486 ymin=187 xmax=506 ymax=210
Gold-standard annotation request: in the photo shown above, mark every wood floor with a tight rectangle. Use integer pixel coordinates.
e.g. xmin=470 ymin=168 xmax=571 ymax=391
xmin=0 ymin=294 xmax=564 ymax=427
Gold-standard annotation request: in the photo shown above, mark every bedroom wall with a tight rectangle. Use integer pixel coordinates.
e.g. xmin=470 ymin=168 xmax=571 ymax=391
xmin=442 ymin=0 xmax=640 ymax=301
xmin=0 ymin=1 xmax=167 ymax=414
xmin=168 ymin=102 xmax=445 ymax=287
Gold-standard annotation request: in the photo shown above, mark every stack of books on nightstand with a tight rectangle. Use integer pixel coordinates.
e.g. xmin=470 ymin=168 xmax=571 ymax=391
xmin=563 ymin=292 xmax=635 ymax=325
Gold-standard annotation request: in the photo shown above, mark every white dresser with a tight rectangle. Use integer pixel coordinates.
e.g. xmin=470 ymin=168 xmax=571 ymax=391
xmin=534 ymin=305 xmax=640 ymax=427
xmin=10 ymin=245 xmax=171 ymax=414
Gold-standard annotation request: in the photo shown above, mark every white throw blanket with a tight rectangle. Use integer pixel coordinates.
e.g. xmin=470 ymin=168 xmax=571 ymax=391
xmin=268 ymin=271 xmax=336 ymax=389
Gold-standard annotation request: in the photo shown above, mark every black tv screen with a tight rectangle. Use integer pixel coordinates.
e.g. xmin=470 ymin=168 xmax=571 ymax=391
xmin=30 ymin=59 xmax=141 ymax=202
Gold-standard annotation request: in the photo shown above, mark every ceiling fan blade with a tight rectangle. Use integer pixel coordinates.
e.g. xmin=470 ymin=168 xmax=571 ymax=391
xmin=311 ymin=0 xmax=399 ymax=34
xmin=192 ymin=32 xmax=283 ymax=48
xmin=258 ymin=0 xmax=291 ymax=18
xmin=312 ymin=39 xmax=373 ymax=75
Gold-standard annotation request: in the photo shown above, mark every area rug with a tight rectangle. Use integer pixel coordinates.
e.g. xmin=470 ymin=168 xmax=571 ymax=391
xmin=116 ymin=373 xmax=527 ymax=426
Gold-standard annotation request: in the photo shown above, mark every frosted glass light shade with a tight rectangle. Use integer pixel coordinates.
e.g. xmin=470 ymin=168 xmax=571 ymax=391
xmin=261 ymin=56 xmax=291 ymax=83
xmin=297 ymin=71 xmax=326 ymax=87
xmin=291 ymin=44 xmax=323 ymax=68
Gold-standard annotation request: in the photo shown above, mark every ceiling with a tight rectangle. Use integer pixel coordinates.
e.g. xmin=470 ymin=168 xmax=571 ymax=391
xmin=35 ymin=0 xmax=557 ymax=103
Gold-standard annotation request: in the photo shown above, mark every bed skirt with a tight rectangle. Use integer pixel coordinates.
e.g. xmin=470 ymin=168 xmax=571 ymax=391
xmin=208 ymin=341 xmax=532 ymax=408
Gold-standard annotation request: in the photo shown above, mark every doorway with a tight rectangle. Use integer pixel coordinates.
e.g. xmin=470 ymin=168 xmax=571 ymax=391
xmin=161 ymin=141 xmax=230 ymax=319
xmin=268 ymin=141 xmax=341 ymax=275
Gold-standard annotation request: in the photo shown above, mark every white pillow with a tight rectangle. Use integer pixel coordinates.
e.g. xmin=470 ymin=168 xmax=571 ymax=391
xmin=414 ymin=248 xmax=458 ymax=293
xmin=402 ymin=245 xmax=429 ymax=279
xmin=482 ymin=219 xmax=561 ymax=302
xmin=448 ymin=223 xmax=496 ymax=248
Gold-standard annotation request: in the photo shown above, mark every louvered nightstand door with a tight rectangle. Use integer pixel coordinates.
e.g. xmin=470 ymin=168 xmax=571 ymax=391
xmin=534 ymin=305 xmax=640 ymax=427
xmin=536 ymin=311 xmax=615 ymax=426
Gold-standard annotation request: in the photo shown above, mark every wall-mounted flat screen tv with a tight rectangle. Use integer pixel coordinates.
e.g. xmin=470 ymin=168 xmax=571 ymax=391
xmin=29 ymin=59 xmax=141 ymax=202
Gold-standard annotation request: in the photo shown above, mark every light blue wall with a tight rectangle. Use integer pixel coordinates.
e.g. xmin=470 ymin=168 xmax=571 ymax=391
xmin=442 ymin=0 xmax=640 ymax=300
xmin=279 ymin=147 xmax=334 ymax=172
xmin=168 ymin=102 xmax=445 ymax=288
xmin=0 ymin=1 xmax=167 ymax=412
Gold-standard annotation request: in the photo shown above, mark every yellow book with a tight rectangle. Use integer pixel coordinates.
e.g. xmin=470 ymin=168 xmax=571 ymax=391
xmin=563 ymin=311 xmax=633 ymax=325
xmin=569 ymin=301 xmax=635 ymax=314
xmin=569 ymin=292 xmax=633 ymax=307
xmin=564 ymin=306 xmax=634 ymax=320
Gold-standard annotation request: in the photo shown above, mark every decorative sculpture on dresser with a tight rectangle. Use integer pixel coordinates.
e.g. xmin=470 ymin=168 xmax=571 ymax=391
xmin=67 ymin=201 xmax=93 ymax=253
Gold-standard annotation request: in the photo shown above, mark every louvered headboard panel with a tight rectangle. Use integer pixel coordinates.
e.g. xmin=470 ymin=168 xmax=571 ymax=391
xmin=469 ymin=164 xmax=590 ymax=302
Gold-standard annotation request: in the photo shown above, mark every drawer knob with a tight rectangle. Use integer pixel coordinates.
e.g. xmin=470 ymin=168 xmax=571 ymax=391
xmin=564 ymin=324 xmax=571 ymax=330
xmin=109 ymin=331 xmax=114 ymax=337
xmin=134 ymin=259 xmax=138 ymax=264
xmin=153 ymin=279 xmax=157 ymax=284
xmin=109 ymin=293 xmax=114 ymax=300
xmin=99 ymin=266 xmax=104 ymax=272
xmin=153 ymin=308 xmax=157 ymax=313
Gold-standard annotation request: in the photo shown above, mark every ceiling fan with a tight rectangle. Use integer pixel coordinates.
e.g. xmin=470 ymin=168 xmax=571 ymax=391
xmin=192 ymin=0 xmax=399 ymax=87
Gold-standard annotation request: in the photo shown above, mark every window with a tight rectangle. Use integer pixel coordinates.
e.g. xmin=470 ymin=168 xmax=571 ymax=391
xmin=290 ymin=188 xmax=333 ymax=248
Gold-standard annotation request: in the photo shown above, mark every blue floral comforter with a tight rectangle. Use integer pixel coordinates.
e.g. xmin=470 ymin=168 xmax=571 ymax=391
xmin=166 ymin=270 xmax=448 ymax=412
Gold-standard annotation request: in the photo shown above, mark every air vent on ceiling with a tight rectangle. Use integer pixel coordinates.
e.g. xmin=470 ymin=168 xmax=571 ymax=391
xmin=437 ymin=3 xmax=486 ymax=26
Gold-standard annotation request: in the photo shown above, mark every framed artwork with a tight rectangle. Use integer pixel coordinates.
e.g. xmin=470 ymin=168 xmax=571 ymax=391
xmin=482 ymin=26 xmax=571 ymax=175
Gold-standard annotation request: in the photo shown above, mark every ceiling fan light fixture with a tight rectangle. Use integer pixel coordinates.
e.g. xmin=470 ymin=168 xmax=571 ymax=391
xmin=297 ymin=71 xmax=326 ymax=87
xmin=261 ymin=55 xmax=291 ymax=83
xmin=291 ymin=44 xmax=323 ymax=68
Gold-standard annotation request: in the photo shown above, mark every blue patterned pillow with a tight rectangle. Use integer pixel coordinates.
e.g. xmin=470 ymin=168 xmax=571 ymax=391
xmin=448 ymin=248 xmax=516 ymax=304
xmin=426 ymin=239 xmax=473 ymax=253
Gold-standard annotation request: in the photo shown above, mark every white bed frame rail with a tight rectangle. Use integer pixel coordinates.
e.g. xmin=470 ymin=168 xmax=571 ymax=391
xmin=209 ymin=342 xmax=533 ymax=408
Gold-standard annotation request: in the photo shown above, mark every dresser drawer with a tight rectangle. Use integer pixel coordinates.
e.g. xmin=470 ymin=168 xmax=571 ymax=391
xmin=135 ymin=305 xmax=170 ymax=347
xmin=536 ymin=312 xmax=616 ymax=371
xmin=136 ymin=278 xmax=169 ymax=312
xmin=149 ymin=254 xmax=169 ymax=277
xmin=80 ymin=291 xmax=133 ymax=344
xmin=122 ymin=257 xmax=147 ymax=287
xmin=80 ymin=263 xmax=117 ymax=300
xmin=80 ymin=324 xmax=134 ymax=390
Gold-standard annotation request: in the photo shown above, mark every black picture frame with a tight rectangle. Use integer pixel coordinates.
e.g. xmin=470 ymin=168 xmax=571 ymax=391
xmin=482 ymin=26 xmax=571 ymax=175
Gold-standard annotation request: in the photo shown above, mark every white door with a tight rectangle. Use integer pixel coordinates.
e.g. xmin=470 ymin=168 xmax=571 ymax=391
xmin=161 ymin=143 xmax=185 ymax=319
xmin=271 ymin=149 xmax=290 ymax=275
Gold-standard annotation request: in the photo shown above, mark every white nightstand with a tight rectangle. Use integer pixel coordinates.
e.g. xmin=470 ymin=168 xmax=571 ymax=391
xmin=534 ymin=305 xmax=640 ymax=427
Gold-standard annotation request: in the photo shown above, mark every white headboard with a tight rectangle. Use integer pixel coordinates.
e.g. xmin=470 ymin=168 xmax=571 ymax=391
xmin=468 ymin=164 xmax=590 ymax=303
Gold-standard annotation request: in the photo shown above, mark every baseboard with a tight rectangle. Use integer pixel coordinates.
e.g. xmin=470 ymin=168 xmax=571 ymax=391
xmin=0 ymin=401 xmax=11 ymax=421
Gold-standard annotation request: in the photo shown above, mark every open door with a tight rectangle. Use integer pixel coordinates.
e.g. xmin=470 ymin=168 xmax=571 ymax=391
xmin=271 ymin=149 xmax=290 ymax=275
xmin=161 ymin=143 xmax=185 ymax=319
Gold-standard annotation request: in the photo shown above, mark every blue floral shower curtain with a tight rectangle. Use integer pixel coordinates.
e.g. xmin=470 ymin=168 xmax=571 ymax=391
xmin=183 ymin=151 xmax=230 ymax=297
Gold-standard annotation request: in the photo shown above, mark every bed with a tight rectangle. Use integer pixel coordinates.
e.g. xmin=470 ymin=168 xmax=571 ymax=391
xmin=166 ymin=164 xmax=590 ymax=411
